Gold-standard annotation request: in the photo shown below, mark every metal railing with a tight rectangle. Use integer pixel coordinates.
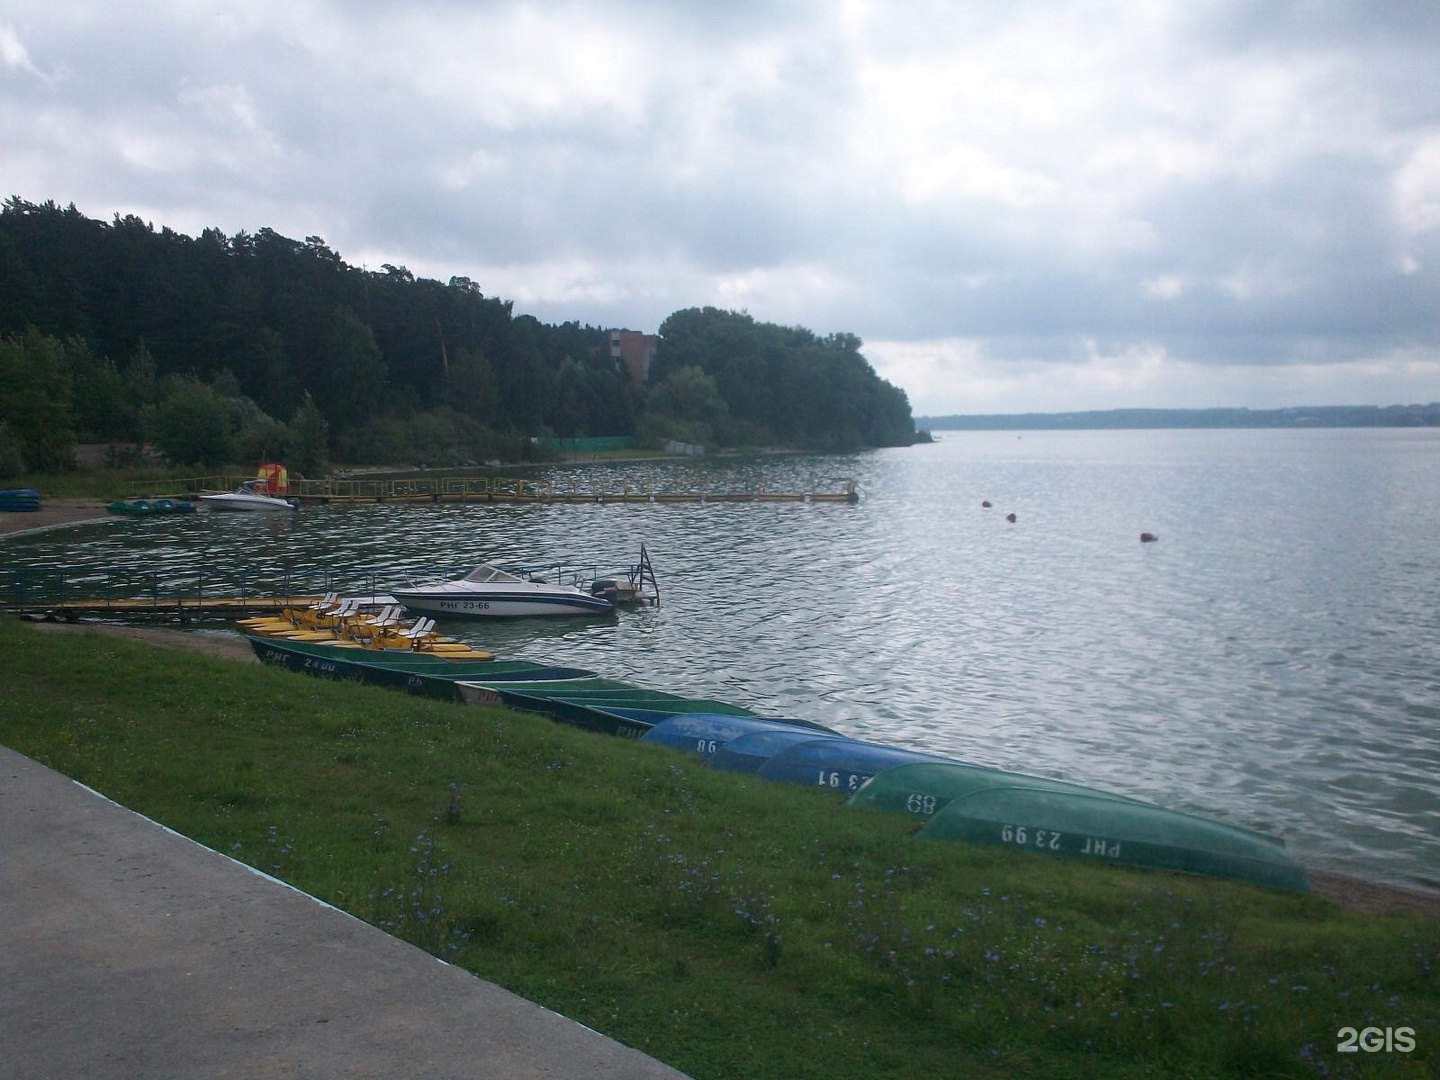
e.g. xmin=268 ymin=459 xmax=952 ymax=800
xmin=0 ymin=564 xmax=389 ymax=612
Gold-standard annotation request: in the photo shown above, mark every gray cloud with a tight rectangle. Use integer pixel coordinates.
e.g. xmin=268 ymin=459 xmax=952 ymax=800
xmin=3 ymin=1 xmax=1438 ymax=413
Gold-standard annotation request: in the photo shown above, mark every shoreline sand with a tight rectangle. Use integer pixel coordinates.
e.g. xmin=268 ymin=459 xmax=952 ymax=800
xmin=3 ymin=498 xmax=1436 ymax=919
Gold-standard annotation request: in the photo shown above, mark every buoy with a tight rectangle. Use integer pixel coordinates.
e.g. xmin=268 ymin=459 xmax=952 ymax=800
xmin=1140 ymin=532 xmax=1158 ymax=543
xmin=1006 ymin=513 xmax=1017 ymax=523
xmin=981 ymin=499 xmax=992 ymax=508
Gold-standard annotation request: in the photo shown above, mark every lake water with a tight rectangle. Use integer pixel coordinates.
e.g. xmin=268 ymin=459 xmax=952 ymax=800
xmin=6 ymin=429 xmax=1439 ymax=889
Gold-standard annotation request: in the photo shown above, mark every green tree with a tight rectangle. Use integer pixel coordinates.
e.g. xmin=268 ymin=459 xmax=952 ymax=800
xmin=67 ymin=340 xmax=128 ymax=441
xmin=0 ymin=421 xmax=24 ymax=480
xmin=148 ymin=376 xmax=235 ymax=468
xmin=550 ymin=356 xmax=591 ymax=437
xmin=652 ymin=308 xmax=919 ymax=450
xmin=286 ymin=393 xmax=330 ymax=476
xmin=448 ymin=345 xmax=499 ymax=425
xmin=494 ymin=317 xmax=555 ymax=432
xmin=232 ymin=326 xmax=299 ymax=420
xmin=312 ymin=306 xmax=388 ymax=430
xmin=641 ymin=365 xmax=728 ymax=446
xmin=0 ymin=330 xmax=77 ymax=471
xmin=121 ymin=343 xmax=163 ymax=443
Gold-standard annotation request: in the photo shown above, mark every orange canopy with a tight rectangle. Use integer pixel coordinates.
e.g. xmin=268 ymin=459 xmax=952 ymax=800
xmin=256 ymin=463 xmax=289 ymax=495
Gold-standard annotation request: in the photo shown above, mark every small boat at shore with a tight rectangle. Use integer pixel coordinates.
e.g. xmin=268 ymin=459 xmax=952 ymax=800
xmin=847 ymin=761 xmax=1156 ymax=821
xmin=453 ymin=681 xmax=768 ymax=739
xmin=106 ymin=497 xmax=197 ymax=516
xmin=754 ymin=738 xmax=956 ymax=793
xmin=639 ymin=713 xmax=839 ymax=759
xmin=847 ymin=762 xmax=1307 ymax=891
xmin=245 ymin=633 xmax=594 ymax=701
xmin=199 ymin=479 xmax=297 ymax=512
xmin=247 ymin=628 xmax=1307 ymax=893
xmin=854 ymin=769 xmax=1308 ymax=892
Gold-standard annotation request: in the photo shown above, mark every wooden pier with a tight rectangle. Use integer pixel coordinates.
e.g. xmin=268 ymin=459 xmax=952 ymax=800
xmin=133 ymin=475 xmax=861 ymax=506
xmin=2 ymin=545 xmax=661 ymax=620
xmin=13 ymin=596 xmax=326 ymax=620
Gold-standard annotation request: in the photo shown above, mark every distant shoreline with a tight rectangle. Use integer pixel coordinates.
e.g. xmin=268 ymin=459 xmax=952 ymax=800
xmin=916 ymin=404 xmax=1440 ymax=431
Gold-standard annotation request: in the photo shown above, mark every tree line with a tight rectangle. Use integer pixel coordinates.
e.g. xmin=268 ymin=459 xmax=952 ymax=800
xmin=916 ymin=405 xmax=1440 ymax=430
xmin=0 ymin=198 xmax=919 ymax=476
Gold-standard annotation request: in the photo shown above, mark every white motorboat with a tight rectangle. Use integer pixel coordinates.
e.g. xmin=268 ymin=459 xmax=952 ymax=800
xmin=391 ymin=563 xmax=616 ymax=618
xmin=198 ymin=479 xmax=298 ymax=512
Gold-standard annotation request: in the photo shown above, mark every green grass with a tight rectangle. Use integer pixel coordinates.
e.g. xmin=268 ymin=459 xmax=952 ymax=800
xmin=6 ymin=464 xmax=197 ymax=499
xmin=0 ymin=615 xmax=1434 ymax=1079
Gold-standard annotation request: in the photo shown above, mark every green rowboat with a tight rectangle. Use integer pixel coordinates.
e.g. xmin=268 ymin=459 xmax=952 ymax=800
xmin=915 ymin=786 xmax=1308 ymax=893
xmin=246 ymin=634 xmax=594 ymax=700
xmin=847 ymin=761 xmax=1155 ymax=820
xmin=456 ymin=681 xmax=759 ymax=738
xmin=106 ymin=497 xmax=197 ymax=516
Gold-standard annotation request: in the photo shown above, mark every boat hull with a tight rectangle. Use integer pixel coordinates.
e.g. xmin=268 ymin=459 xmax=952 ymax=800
xmin=200 ymin=492 xmax=296 ymax=511
xmin=391 ymin=589 xmax=614 ymax=618
xmin=106 ymin=498 xmax=196 ymax=516
xmin=246 ymin=635 xmax=593 ymax=700
xmin=755 ymin=740 xmax=953 ymax=794
xmin=640 ymin=713 xmax=839 ymax=759
xmin=847 ymin=761 xmax=1156 ymax=821
xmin=916 ymin=787 xmax=1309 ymax=893
xmin=708 ymin=729 xmax=844 ymax=774
xmin=456 ymin=683 xmax=761 ymax=739
xmin=456 ymin=682 xmax=675 ymax=738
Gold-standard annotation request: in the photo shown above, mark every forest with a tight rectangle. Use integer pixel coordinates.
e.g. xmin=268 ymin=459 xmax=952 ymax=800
xmin=0 ymin=198 xmax=919 ymax=477
xmin=917 ymin=405 xmax=1440 ymax=430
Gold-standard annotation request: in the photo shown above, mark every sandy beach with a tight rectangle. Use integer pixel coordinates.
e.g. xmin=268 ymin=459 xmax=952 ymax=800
xmin=3 ymin=497 xmax=1437 ymax=918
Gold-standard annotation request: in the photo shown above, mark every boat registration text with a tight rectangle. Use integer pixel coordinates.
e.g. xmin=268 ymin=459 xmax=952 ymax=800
xmin=1001 ymin=824 xmax=1122 ymax=859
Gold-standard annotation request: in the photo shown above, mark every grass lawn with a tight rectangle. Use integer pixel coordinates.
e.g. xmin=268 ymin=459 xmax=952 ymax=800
xmin=0 ymin=615 xmax=1434 ymax=1079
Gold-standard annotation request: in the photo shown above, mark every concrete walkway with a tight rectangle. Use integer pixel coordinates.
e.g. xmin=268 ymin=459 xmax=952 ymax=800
xmin=0 ymin=748 xmax=690 ymax=1079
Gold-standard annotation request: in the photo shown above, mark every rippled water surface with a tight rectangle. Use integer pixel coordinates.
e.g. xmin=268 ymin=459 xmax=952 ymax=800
xmin=8 ymin=429 xmax=1440 ymax=887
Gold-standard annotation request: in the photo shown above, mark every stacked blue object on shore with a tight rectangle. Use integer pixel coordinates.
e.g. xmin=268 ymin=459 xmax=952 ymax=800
xmin=0 ymin=488 xmax=41 ymax=512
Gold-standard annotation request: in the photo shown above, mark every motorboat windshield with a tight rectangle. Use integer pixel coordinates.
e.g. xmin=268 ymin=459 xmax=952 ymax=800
xmin=460 ymin=565 xmax=524 ymax=584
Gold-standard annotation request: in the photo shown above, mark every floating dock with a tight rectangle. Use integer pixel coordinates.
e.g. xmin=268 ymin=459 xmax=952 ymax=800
xmin=2 ymin=546 xmax=661 ymax=620
xmin=135 ymin=476 xmax=860 ymax=506
xmin=13 ymin=596 xmax=325 ymax=620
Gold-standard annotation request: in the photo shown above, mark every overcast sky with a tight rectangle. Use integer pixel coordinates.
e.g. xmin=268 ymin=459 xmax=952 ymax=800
xmin=4 ymin=2 xmax=1439 ymax=416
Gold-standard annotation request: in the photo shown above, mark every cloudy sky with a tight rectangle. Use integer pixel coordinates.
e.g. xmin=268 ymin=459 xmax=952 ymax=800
xmin=4 ymin=2 xmax=1439 ymax=416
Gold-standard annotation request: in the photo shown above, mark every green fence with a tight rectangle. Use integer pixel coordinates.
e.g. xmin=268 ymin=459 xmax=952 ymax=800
xmin=537 ymin=436 xmax=635 ymax=453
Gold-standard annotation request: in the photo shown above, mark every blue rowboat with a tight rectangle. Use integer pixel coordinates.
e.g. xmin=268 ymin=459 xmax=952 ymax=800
xmin=640 ymin=713 xmax=838 ymax=759
xmin=0 ymin=488 xmax=41 ymax=512
xmin=708 ymin=729 xmax=844 ymax=774
xmin=916 ymin=787 xmax=1308 ymax=893
xmin=755 ymin=739 xmax=955 ymax=795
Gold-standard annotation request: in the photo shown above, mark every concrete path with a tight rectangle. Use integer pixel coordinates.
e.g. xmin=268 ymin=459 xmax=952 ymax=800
xmin=0 ymin=748 xmax=690 ymax=1079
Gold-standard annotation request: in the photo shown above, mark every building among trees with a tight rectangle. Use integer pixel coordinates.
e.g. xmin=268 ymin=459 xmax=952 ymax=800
xmin=610 ymin=330 xmax=658 ymax=384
